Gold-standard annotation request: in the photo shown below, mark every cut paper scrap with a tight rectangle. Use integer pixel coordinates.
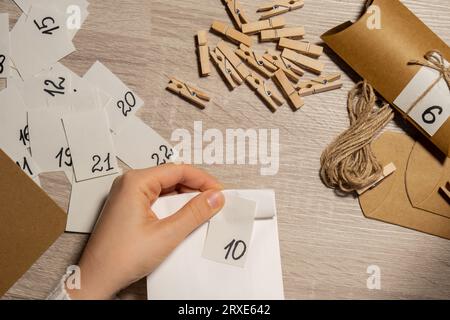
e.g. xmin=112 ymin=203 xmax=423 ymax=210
xmin=147 ymin=189 xmax=284 ymax=300
xmin=202 ymin=195 xmax=256 ymax=267
xmin=406 ymin=141 xmax=450 ymax=218
xmin=112 ymin=116 xmax=174 ymax=169
xmin=83 ymin=61 xmax=144 ymax=133
xmin=67 ymin=170 xmax=121 ymax=233
xmin=62 ymin=109 xmax=119 ymax=182
xmin=359 ymin=132 xmax=450 ymax=240
xmin=0 ymin=13 xmax=10 ymax=78
xmin=27 ymin=107 xmax=72 ymax=173
xmin=10 ymin=5 xmax=75 ymax=79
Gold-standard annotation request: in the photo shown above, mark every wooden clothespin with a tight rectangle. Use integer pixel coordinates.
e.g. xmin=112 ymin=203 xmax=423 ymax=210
xmin=246 ymin=72 xmax=284 ymax=112
xmin=440 ymin=181 xmax=450 ymax=202
xmin=262 ymin=49 xmax=304 ymax=82
xmin=216 ymin=40 xmax=251 ymax=80
xmin=211 ymin=21 xmax=253 ymax=47
xmin=166 ymin=78 xmax=210 ymax=109
xmin=282 ymin=48 xmax=324 ymax=75
xmin=223 ymin=0 xmax=249 ymax=30
xmin=197 ymin=31 xmax=211 ymax=77
xmin=235 ymin=44 xmax=277 ymax=78
xmin=257 ymin=0 xmax=304 ymax=20
xmin=356 ymin=163 xmax=397 ymax=195
xmin=296 ymin=73 xmax=343 ymax=96
xmin=272 ymin=69 xmax=304 ymax=111
xmin=210 ymin=46 xmax=243 ymax=90
xmin=241 ymin=16 xmax=285 ymax=35
xmin=260 ymin=26 xmax=305 ymax=42
xmin=278 ymin=38 xmax=323 ymax=58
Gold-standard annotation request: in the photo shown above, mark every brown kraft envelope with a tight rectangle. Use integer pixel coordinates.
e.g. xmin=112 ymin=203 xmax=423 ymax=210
xmin=321 ymin=0 xmax=450 ymax=156
xmin=0 ymin=150 xmax=67 ymax=297
xmin=359 ymin=132 xmax=450 ymax=240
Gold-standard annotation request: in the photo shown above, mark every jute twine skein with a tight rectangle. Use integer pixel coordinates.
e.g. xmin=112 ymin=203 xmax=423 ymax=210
xmin=320 ymin=81 xmax=394 ymax=193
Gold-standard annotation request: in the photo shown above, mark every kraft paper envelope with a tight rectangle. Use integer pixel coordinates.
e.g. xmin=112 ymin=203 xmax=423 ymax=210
xmin=359 ymin=132 xmax=450 ymax=240
xmin=0 ymin=149 xmax=67 ymax=297
xmin=322 ymin=0 xmax=450 ymax=156
xmin=406 ymin=141 xmax=450 ymax=218
xmin=147 ymin=190 xmax=284 ymax=300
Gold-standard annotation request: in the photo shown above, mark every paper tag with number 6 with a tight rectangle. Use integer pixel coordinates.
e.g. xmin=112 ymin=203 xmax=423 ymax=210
xmin=202 ymin=195 xmax=257 ymax=267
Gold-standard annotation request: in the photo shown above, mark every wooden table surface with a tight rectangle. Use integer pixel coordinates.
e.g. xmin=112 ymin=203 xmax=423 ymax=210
xmin=1 ymin=0 xmax=450 ymax=300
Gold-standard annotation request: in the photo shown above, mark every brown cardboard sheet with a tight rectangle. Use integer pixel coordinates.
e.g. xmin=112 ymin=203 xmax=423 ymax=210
xmin=321 ymin=0 xmax=450 ymax=156
xmin=359 ymin=132 xmax=450 ymax=240
xmin=0 ymin=149 xmax=67 ymax=297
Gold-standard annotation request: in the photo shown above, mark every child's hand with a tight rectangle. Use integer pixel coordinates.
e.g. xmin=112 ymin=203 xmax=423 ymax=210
xmin=67 ymin=164 xmax=225 ymax=299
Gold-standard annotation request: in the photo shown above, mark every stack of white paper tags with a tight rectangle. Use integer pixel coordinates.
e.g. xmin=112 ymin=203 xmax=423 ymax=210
xmin=0 ymin=2 xmax=174 ymax=233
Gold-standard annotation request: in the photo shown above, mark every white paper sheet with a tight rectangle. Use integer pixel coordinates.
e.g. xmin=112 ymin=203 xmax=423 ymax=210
xmin=112 ymin=116 xmax=174 ymax=169
xmin=0 ymin=13 xmax=10 ymax=78
xmin=147 ymin=190 xmax=284 ymax=300
xmin=83 ymin=61 xmax=144 ymax=133
xmin=202 ymin=195 xmax=256 ymax=267
xmin=28 ymin=107 xmax=72 ymax=173
xmin=62 ymin=109 xmax=119 ymax=182
xmin=10 ymin=6 xmax=75 ymax=79
xmin=67 ymin=170 xmax=120 ymax=233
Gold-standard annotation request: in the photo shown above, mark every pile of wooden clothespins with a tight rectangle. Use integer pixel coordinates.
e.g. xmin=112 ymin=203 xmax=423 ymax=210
xmin=167 ymin=0 xmax=343 ymax=112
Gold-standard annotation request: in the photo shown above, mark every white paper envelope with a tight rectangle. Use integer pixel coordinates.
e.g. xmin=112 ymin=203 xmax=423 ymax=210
xmin=147 ymin=189 xmax=284 ymax=300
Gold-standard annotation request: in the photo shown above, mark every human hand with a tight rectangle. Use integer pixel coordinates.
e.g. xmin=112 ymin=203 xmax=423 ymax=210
xmin=67 ymin=164 xmax=225 ymax=299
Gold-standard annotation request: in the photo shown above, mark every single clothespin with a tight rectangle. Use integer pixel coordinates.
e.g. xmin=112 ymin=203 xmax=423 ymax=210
xmin=272 ymin=69 xmax=304 ymax=111
xmin=278 ymin=38 xmax=323 ymax=58
xmin=246 ymin=72 xmax=284 ymax=112
xmin=223 ymin=0 xmax=249 ymax=30
xmin=257 ymin=0 xmax=304 ymax=20
xmin=262 ymin=49 xmax=304 ymax=82
xmin=211 ymin=21 xmax=253 ymax=47
xmin=260 ymin=26 xmax=305 ymax=42
xmin=241 ymin=16 xmax=285 ymax=35
xmin=296 ymin=73 xmax=343 ymax=96
xmin=216 ymin=40 xmax=251 ymax=80
xmin=197 ymin=31 xmax=211 ymax=77
xmin=440 ymin=181 xmax=450 ymax=202
xmin=356 ymin=163 xmax=397 ymax=195
xmin=210 ymin=46 xmax=243 ymax=90
xmin=282 ymin=48 xmax=324 ymax=75
xmin=166 ymin=78 xmax=210 ymax=109
xmin=235 ymin=44 xmax=277 ymax=78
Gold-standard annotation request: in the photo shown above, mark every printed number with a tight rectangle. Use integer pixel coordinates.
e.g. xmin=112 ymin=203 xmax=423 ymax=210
xmin=34 ymin=17 xmax=60 ymax=35
xmin=151 ymin=145 xmax=173 ymax=166
xmin=16 ymin=157 xmax=33 ymax=176
xmin=117 ymin=91 xmax=136 ymax=117
xmin=0 ymin=54 xmax=5 ymax=74
xmin=422 ymin=106 xmax=443 ymax=125
xmin=44 ymin=77 xmax=66 ymax=96
xmin=55 ymin=147 xmax=72 ymax=168
xmin=91 ymin=153 xmax=114 ymax=173
xmin=224 ymin=239 xmax=247 ymax=261
xmin=19 ymin=125 xmax=29 ymax=146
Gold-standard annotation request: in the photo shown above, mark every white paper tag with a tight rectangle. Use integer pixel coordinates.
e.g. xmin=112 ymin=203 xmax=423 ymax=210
xmin=62 ymin=109 xmax=119 ymax=182
xmin=28 ymin=107 xmax=72 ymax=172
xmin=0 ymin=13 xmax=10 ymax=78
xmin=67 ymin=170 xmax=121 ymax=234
xmin=202 ymin=195 xmax=257 ymax=267
xmin=394 ymin=61 xmax=450 ymax=136
xmin=83 ymin=61 xmax=144 ymax=133
xmin=112 ymin=116 xmax=174 ymax=169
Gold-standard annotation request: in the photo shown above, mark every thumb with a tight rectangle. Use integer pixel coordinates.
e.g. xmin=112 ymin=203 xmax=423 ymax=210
xmin=162 ymin=189 xmax=225 ymax=240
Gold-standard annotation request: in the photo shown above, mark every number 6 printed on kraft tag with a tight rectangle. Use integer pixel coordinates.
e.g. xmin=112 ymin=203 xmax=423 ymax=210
xmin=202 ymin=195 xmax=257 ymax=267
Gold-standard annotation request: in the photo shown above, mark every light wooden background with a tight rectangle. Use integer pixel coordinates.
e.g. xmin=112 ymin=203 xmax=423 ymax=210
xmin=1 ymin=0 xmax=450 ymax=300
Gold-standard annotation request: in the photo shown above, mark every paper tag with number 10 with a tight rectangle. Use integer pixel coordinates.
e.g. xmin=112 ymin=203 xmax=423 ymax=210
xmin=202 ymin=195 xmax=257 ymax=267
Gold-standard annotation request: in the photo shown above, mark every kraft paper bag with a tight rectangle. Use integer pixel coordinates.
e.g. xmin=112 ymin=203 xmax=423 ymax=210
xmin=0 ymin=149 xmax=67 ymax=297
xmin=359 ymin=132 xmax=450 ymax=240
xmin=322 ymin=0 xmax=450 ymax=156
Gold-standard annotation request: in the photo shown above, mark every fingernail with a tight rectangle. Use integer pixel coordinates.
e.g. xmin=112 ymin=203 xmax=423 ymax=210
xmin=207 ymin=190 xmax=224 ymax=210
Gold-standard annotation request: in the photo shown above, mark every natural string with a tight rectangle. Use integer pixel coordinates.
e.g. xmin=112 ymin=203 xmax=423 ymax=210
xmin=320 ymin=81 xmax=394 ymax=193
